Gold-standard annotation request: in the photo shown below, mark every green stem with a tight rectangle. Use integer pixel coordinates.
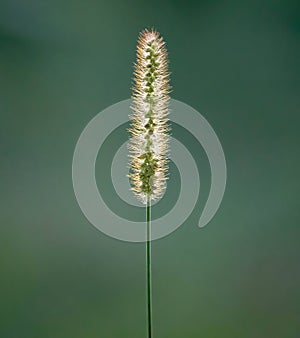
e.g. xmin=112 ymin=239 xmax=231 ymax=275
xmin=146 ymin=197 xmax=152 ymax=338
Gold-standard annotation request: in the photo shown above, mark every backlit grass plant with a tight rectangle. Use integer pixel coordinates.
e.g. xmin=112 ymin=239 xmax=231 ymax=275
xmin=128 ymin=28 xmax=171 ymax=338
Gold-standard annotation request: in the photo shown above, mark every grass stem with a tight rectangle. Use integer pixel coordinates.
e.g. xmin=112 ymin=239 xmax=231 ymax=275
xmin=146 ymin=197 xmax=152 ymax=338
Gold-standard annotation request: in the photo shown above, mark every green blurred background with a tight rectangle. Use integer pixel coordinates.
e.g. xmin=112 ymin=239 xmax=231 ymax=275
xmin=1 ymin=0 xmax=300 ymax=337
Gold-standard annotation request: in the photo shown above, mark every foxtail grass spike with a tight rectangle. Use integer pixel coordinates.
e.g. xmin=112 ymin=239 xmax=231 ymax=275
xmin=128 ymin=29 xmax=171 ymax=204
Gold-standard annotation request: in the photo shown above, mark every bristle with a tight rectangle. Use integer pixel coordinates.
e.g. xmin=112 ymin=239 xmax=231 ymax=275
xmin=128 ymin=29 xmax=171 ymax=204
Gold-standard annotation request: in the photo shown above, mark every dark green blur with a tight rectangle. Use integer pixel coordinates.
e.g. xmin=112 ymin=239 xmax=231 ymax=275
xmin=1 ymin=0 xmax=300 ymax=337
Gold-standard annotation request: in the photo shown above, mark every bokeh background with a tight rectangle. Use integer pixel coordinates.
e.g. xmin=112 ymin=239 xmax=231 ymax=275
xmin=1 ymin=0 xmax=300 ymax=337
